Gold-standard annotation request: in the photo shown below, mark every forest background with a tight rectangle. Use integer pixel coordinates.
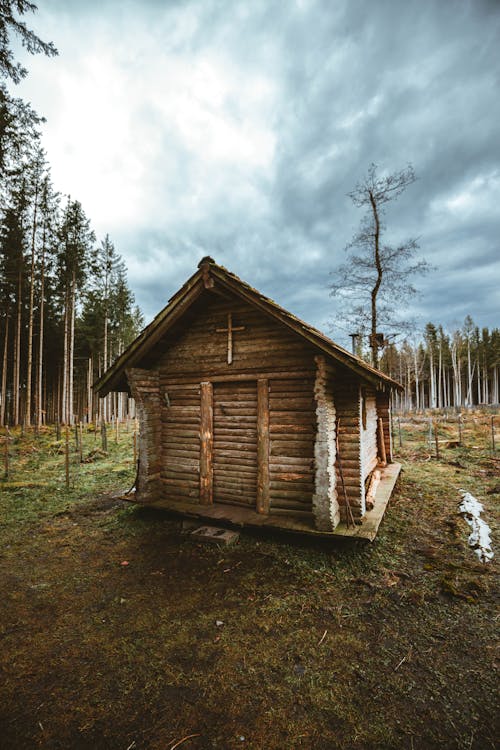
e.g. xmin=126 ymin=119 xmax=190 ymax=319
xmin=0 ymin=2 xmax=498 ymax=429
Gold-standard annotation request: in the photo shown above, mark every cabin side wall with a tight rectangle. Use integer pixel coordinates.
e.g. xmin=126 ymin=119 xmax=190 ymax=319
xmin=126 ymin=367 xmax=162 ymax=502
xmin=376 ymin=390 xmax=393 ymax=462
xmin=335 ymin=377 xmax=364 ymax=521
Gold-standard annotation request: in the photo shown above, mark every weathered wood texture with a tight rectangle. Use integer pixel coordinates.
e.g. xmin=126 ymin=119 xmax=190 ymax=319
xmin=268 ymin=376 xmax=315 ymax=514
xmin=200 ymin=382 xmax=214 ymax=504
xmin=125 ymin=368 xmax=162 ymax=501
xmin=213 ymin=380 xmax=257 ymax=507
xmin=335 ymin=377 xmax=364 ymax=520
xmin=257 ymin=379 xmax=270 ymax=514
xmin=158 ymin=293 xmax=317 ymax=380
xmin=312 ymin=356 xmax=339 ymax=531
xmin=161 ymin=382 xmax=201 ymax=503
xmin=376 ymin=390 xmax=393 ymax=462
xmin=157 ymin=292 xmax=317 ymax=515
xmin=361 ymin=387 xmax=378 ymax=480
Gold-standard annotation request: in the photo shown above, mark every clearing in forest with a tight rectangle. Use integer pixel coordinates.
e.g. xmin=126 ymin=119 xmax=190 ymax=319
xmin=0 ymin=413 xmax=498 ymax=749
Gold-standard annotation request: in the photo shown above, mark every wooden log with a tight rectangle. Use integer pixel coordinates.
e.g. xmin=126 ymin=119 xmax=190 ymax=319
xmin=269 ymin=424 xmax=314 ymax=435
xmin=270 ymin=445 xmax=312 ymax=458
xmin=213 ymin=439 xmax=257 ymax=450
xmin=377 ymin=417 xmax=387 ymax=466
xmin=162 ymin=471 xmax=200 ymax=482
xmin=269 ymin=455 xmax=314 ymax=466
xmin=270 ymin=487 xmax=313 ymax=501
xmin=160 ymin=479 xmax=199 ymax=497
xmin=270 ymin=498 xmax=312 ymax=511
xmin=199 ymin=382 xmax=213 ymax=505
xmin=162 ymin=448 xmax=200 ymax=459
xmin=159 ymin=369 xmax=315 ymax=385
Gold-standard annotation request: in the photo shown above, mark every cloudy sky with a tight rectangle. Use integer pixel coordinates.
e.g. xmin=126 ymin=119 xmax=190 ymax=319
xmin=12 ymin=0 xmax=500 ymax=347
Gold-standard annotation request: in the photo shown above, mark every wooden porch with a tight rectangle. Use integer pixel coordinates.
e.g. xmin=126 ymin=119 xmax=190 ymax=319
xmin=123 ymin=462 xmax=401 ymax=542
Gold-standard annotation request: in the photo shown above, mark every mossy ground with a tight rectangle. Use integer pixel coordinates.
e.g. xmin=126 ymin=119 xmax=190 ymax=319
xmin=0 ymin=414 xmax=498 ymax=749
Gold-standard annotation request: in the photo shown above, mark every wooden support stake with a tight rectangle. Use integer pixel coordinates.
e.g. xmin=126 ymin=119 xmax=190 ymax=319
xmin=199 ymin=381 xmax=213 ymax=505
xmin=491 ymin=416 xmax=496 ymax=453
xmin=65 ymin=426 xmax=70 ymax=489
xmin=398 ymin=416 xmax=402 ymax=448
xmin=101 ymin=421 xmax=108 ymax=453
xmin=434 ymin=422 xmax=440 ymax=459
xmin=377 ymin=417 xmax=387 ymax=467
xmin=4 ymin=426 xmax=10 ymax=480
xmin=79 ymin=421 xmax=83 ymax=463
xmin=257 ymin=378 xmax=270 ymax=514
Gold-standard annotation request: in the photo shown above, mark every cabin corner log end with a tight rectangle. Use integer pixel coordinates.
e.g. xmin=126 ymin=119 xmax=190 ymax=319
xmin=126 ymin=367 xmax=161 ymax=501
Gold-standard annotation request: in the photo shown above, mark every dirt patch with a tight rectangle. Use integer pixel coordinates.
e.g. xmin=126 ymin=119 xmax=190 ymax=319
xmin=0 ymin=420 xmax=498 ymax=749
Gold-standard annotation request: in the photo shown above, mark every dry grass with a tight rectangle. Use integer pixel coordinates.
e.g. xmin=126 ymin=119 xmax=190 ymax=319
xmin=0 ymin=415 xmax=498 ymax=749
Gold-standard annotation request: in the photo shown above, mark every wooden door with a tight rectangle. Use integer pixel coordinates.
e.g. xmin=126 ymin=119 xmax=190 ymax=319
xmin=213 ymin=381 xmax=258 ymax=507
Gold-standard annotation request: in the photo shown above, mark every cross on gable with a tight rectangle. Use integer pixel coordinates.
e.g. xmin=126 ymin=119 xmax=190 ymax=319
xmin=216 ymin=313 xmax=246 ymax=364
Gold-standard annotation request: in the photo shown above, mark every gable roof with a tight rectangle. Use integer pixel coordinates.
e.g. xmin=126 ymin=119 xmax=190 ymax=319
xmin=94 ymin=257 xmax=402 ymax=395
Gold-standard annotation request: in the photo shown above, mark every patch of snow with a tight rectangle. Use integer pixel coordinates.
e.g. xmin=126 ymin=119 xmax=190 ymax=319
xmin=458 ymin=491 xmax=494 ymax=563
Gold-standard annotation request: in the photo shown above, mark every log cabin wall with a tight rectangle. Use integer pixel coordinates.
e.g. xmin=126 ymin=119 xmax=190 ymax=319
xmin=125 ymin=367 xmax=162 ymax=502
xmin=160 ymin=381 xmax=201 ymax=503
xmin=157 ymin=291 xmax=318 ymax=516
xmin=361 ymin=387 xmax=378 ymax=481
xmin=312 ymin=356 xmax=339 ymax=531
xmin=335 ymin=375 xmax=364 ymax=520
xmin=376 ymin=390 xmax=393 ymax=463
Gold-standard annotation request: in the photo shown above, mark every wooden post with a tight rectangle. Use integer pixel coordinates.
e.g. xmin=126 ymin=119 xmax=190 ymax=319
xmin=4 ymin=426 xmax=10 ymax=480
xmin=398 ymin=416 xmax=402 ymax=448
xmin=377 ymin=417 xmax=387 ymax=466
xmin=78 ymin=421 xmax=83 ymax=462
xmin=491 ymin=416 xmax=496 ymax=453
xmin=65 ymin=426 xmax=70 ymax=489
xmin=257 ymin=378 xmax=270 ymax=514
xmin=200 ymin=381 xmax=213 ymax=505
xmin=434 ymin=422 xmax=440 ymax=459
xmin=101 ymin=421 xmax=108 ymax=453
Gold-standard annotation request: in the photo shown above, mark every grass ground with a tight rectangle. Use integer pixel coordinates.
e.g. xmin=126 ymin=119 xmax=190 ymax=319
xmin=0 ymin=414 xmax=498 ymax=749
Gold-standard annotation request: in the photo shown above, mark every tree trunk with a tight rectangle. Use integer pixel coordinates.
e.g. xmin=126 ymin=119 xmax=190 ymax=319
xmin=13 ymin=269 xmax=22 ymax=426
xmin=62 ymin=285 xmax=69 ymax=424
xmin=369 ymin=191 xmax=382 ymax=369
xmin=1 ymin=311 xmax=9 ymax=426
xmin=68 ymin=272 xmax=76 ymax=425
xmin=36 ymin=235 xmax=45 ymax=429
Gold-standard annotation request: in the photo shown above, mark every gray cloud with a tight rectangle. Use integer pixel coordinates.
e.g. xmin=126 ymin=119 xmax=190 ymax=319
xmin=13 ymin=0 xmax=500 ymax=348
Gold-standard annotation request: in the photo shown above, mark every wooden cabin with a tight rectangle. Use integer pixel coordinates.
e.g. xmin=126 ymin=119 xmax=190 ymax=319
xmin=95 ymin=257 xmax=401 ymax=539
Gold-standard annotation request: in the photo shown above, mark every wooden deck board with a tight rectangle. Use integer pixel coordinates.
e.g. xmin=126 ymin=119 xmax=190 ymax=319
xmin=121 ymin=463 xmax=401 ymax=541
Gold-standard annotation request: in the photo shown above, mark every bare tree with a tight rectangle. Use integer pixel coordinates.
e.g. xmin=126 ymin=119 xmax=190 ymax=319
xmin=330 ymin=163 xmax=431 ymax=368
